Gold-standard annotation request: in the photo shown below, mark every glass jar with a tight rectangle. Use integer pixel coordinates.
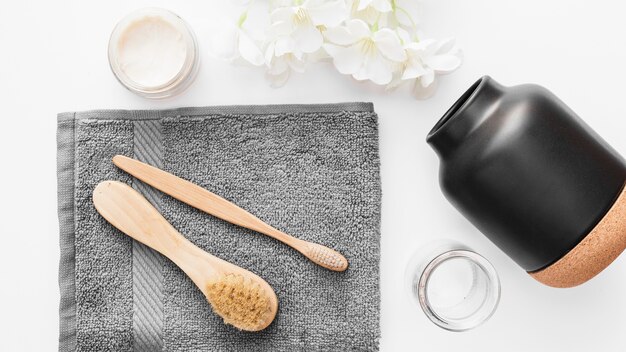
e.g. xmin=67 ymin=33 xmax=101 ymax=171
xmin=405 ymin=240 xmax=500 ymax=331
xmin=108 ymin=8 xmax=200 ymax=99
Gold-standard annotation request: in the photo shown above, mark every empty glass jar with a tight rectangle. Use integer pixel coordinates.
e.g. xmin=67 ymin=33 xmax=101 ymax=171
xmin=405 ymin=240 xmax=501 ymax=331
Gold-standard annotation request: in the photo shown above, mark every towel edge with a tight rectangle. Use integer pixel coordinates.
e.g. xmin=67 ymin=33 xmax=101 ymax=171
xmin=57 ymin=115 xmax=77 ymax=352
xmin=57 ymin=102 xmax=375 ymax=121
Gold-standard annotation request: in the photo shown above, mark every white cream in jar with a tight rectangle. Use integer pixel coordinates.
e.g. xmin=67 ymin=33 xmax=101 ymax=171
xmin=108 ymin=8 xmax=199 ymax=99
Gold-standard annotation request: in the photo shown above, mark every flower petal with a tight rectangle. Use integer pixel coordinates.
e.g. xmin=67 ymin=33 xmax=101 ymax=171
xmin=413 ymin=78 xmax=438 ymax=99
xmin=274 ymin=37 xmax=295 ymax=57
xmin=420 ymin=68 xmax=435 ymax=87
xmin=357 ymin=0 xmax=374 ymax=11
xmin=373 ymin=29 xmax=407 ymax=62
xmin=292 ymin=24 xmax=323 ymax=53
xmin=371 ymin=0 xmax=392 ymax=12
xmin=395 ymin=8 xmax=415 ymax=28
xmin=403 ymin=42 xmax=422 ymax=54
xmin=401 ymin=59 xmax=427 ymax=80
xmin=270 ymin=0 xmax=295 ymax=6
xmin=324 ymin=43 xmax=363 ymax=75
xmin=270 ymin=7 xmax=295 ymax=23
xmin=307 ymin=0 xmax=348 ymax=27
xmin=264 ymin=42 xmax=276 ymax=66
xmin=238 ymin=31 xmax=265 ymax=66
xmin=354 ymin=50 xmax=392 ymax=85
xmin=270 ymin=20 xmax=295 ymax=36
xmin=415 ymin=38 xmax=439 ymax=55
xmin=307 ymin=48 xmax=330 ymax=62
xmin=386 ymin=74 xmax=406 ymax=91
xmin=396 ymin=27 xmax=412 ymax=45
xmin=346 ymin=19 xmax=371 ymax=40
xmin=423 ymin=54 xmax=461 ymax=73
xmin=436 ymin=38 xmax=456 ymax=54
xmin=324 ymin=25 xmax=359 ymax=45
xmin=287 ymin=55 xmax=307 ymax=73
xmin=267 ymin=55 xmax=289 ymax=75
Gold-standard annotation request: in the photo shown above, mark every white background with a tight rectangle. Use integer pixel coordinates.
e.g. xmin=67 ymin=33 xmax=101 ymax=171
xmin=1 ymin=0 xmax=626 ymax=351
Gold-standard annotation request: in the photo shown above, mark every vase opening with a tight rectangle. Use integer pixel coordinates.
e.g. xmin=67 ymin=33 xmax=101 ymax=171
xmin=427 ymin=77 xmax=486 ymax=140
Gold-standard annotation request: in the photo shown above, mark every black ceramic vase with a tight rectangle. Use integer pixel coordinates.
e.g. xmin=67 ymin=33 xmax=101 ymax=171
xmin=427 ymin=76 xmax=626 ymax=287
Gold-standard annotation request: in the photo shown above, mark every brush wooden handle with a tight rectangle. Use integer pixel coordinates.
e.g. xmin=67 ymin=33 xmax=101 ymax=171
xmin=92 ymin=180 xmax=220 ymax=286
xmin=113 ymin=155 xmax=349 ymax=271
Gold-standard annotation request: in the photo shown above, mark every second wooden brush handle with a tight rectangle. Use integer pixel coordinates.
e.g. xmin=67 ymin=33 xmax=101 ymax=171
xmin=112 ymin=155 xmax=348 ymax=271
xmin=93 ymin=181 xmax=219 ymax=286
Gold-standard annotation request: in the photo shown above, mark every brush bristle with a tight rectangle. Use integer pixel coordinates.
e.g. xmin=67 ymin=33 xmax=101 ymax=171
xmin=308 ymin=244 xmax=348 ymax=271
xmin=205 ymin=273 xmax=273 ymax=331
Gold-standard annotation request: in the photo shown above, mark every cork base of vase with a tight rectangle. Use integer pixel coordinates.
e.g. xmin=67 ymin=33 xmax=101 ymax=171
xmin=530 ymin=185 xmax=626 ymax=287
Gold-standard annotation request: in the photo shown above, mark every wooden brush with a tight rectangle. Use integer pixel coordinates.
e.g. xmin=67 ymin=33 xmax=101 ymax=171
xmin=112 ymin=155 xmax=349 ymax=272
xmin=93 ymin=180 xmax=278 ymax=331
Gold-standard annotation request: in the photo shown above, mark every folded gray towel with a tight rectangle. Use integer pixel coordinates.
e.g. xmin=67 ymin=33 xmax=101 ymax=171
xmin=57 ymin=103 xmax=381 ymax=352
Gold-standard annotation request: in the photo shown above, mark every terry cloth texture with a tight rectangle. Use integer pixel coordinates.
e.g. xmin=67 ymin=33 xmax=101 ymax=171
xmin=57 ymin=103 xmax=381 ymax=352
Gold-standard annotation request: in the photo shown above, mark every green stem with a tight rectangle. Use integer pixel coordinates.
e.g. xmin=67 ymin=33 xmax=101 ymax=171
xmin=394 ymin=5 xmax=418 ymax=30
xmin=237 ymin=10 xmax=248 ymax=28
xmin=372 ymin=11 xmax=382 ymax=32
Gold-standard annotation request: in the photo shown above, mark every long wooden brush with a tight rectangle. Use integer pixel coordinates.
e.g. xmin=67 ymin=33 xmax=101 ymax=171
xmin=113 ymin=155 xmax=349 ymax=272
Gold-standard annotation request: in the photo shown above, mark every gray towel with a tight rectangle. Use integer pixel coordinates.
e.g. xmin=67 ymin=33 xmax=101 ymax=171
xmin=57 ymin=103 xmax=381 ymax=352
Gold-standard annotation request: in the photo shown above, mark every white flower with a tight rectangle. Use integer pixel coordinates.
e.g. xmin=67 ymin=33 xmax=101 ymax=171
xmin=270 ymin=0 xmax=348 ymax=57
xmin=213 ymin=0 xmax=462 ymax=99
xmin=209 ymin=19 xmax=265 ymax=66
xmin=324 ymin=19 xmax=407 ymax=85
xmin=264 ymin=41 xmax=307 ymax=87
xmin=398 ymin=36 xmax=462 ymax=98
xmin=402 ymin=38 xmax=461 ymax=86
